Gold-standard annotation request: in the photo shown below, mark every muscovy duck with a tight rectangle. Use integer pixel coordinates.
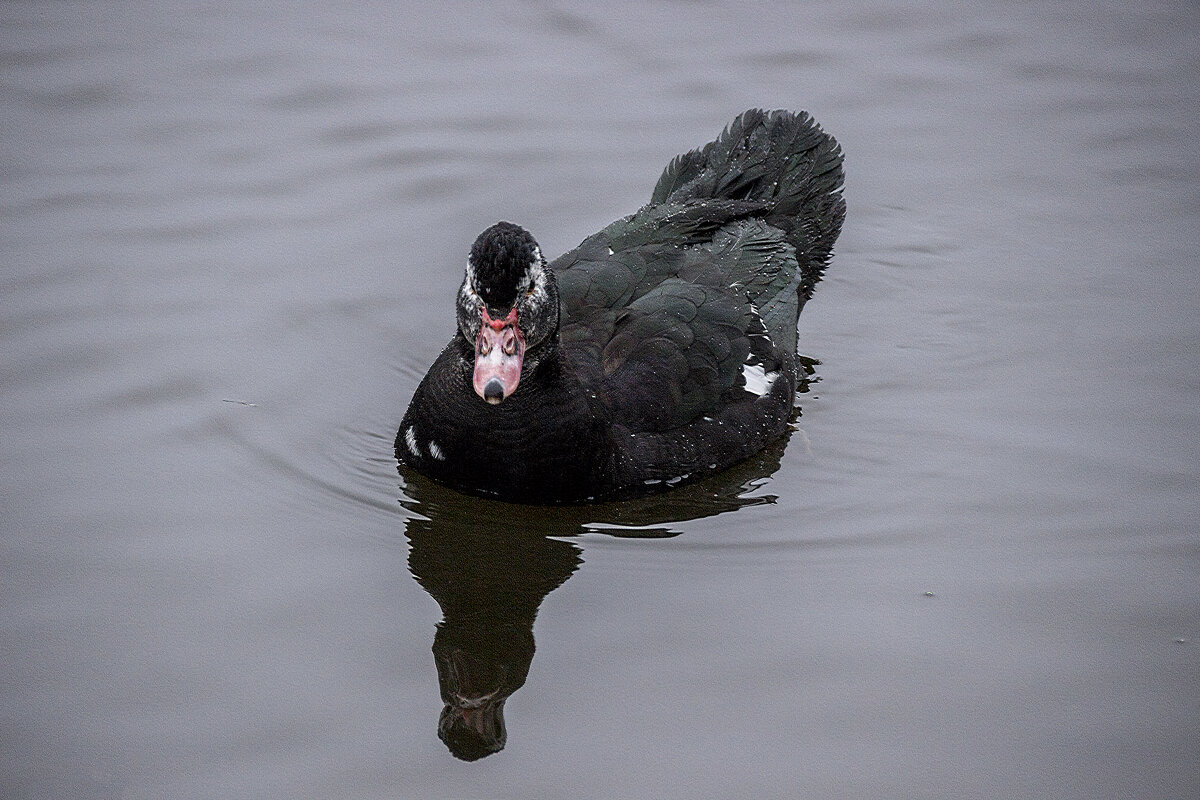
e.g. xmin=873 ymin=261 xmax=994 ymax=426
xmin=397 ymin=109 xmax=845 ymax=503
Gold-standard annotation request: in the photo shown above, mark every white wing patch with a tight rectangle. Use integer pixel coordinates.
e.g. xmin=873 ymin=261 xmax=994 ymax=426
xmin=739 ymin=301 xmax=780 ymax=397
xmin=742 ymin=363 xmax=779 ymax=397
xmin=404 ymin=426 xmax=420 ymax=457
xmin=428 ymin=440 xmax=444 ymax=461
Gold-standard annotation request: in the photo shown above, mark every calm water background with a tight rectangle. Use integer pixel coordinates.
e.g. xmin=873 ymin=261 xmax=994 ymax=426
xmin=3 ymin=1 xmax=1198 ymax=798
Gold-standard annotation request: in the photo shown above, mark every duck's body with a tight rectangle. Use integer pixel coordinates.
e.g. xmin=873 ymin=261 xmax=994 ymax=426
xmin=398 ymin=109 xmax=845 ymax=503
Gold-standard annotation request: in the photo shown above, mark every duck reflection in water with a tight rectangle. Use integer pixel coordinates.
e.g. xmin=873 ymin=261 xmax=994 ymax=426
xmin=399 ymin=413 xmax=805 ymax=760
xmin=404 ymin=504 xmax=583 ymax=760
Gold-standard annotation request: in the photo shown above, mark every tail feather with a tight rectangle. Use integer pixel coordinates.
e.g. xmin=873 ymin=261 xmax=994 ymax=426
xmin=651 ymin=109 xmax=845 ymax=302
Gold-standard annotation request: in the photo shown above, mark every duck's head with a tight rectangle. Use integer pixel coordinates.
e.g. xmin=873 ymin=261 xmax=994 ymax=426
xmin=456 ymin=222 xmax=559 ymax=404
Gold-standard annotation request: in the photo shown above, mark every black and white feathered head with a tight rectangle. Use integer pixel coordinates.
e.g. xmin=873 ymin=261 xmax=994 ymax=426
xmin=456 ymin=222 xmax=559 ymax=404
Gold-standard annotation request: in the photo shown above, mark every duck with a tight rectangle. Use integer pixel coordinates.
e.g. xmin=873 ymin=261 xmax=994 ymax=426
xmin=396 ymin=109 xmax=845 ymax=503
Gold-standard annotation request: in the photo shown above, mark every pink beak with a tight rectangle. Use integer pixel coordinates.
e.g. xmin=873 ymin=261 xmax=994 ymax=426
xmin=473 ymin=307 xmax=525 ymax=404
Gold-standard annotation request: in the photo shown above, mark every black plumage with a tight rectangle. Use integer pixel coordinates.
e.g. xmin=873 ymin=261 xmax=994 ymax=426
xmin=468 ymin=221 xmax=540 ymax=312
xmin=397 ymin=109 xmax=845 ymax=503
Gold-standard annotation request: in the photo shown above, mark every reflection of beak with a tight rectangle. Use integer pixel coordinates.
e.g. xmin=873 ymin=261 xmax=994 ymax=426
xmin=438 ymin=698 xmax=508 ymax=760
xmin=473 ymin=307 xmax=525 ymax=404
xmin=437 ymin=648 xmax=509 ymax=760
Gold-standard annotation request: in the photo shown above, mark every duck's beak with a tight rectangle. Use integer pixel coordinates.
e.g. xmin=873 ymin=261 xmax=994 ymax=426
xmin=473 ymin=307 xmax=525 ymax=404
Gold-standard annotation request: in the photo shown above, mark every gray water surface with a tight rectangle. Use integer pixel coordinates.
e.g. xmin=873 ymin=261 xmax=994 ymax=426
xmin=2 ymin=2 xmax=1198 ymax=798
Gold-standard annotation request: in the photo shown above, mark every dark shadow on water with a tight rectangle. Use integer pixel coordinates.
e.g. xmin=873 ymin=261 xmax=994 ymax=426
xmin=398 ymin=430 xmax=795 ymax=760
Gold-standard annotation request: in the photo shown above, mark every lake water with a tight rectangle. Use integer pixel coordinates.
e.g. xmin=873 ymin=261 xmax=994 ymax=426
xmin=2 ymin=2 xmax=1198 ymax=798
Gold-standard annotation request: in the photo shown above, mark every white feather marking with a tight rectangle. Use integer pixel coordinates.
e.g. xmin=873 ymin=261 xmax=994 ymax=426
xmin=459 ymin=272 xmax=483 ymax=315
xmin=428 ymin=440 xmax=444 ymax=461
xmin=404 ymin=426 xmax=420 ymax=457
xmin=517 ymin=250 xmax=548 ymax=299
xmin=742 ymin=363 xmax=779 ymax=397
